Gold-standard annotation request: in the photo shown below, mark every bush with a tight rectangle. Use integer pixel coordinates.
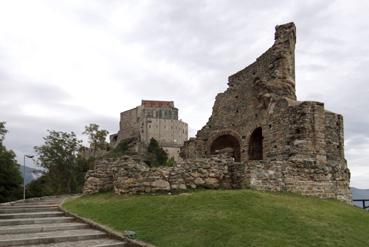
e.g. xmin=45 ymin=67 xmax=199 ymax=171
xmin=166 ymin=157 xmax=176 ymax=167
xmin=26 ymin=175 xmax=54 ymax=198
xmin=147 ymin=138 xmax=168 ymax=167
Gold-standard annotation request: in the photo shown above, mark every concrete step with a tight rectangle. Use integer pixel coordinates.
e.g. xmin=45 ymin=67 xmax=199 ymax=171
xmin=0 ymin=222 xmax=89 ymax=234
xmin=0 ymin=206 xmax=59 ymax=213
xmin=95 ymin=243 xmax=127 ymax=247
xmin=10 ymin=202 xmax=60 ymax=207
xmin=0 ymin=196 xmax=128 ymax=247
xmin=0 ymin=216 xmax=75 ymax=226
xmin=17 ymin=238 xmax=127 ymax=247
xmin=0 ymin=229 xmax=107 ymax=246
xmin=0 ymin=211 xmax=64 ymax=219
xmin=14 ymin=198 xmax=64 ymax=203
xmin=0 ymin=204 xmax=59 ymax=209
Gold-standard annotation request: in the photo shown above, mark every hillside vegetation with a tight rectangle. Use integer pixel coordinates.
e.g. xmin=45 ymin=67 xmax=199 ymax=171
xmin=63 ymin=190 xmax=369 ymax=247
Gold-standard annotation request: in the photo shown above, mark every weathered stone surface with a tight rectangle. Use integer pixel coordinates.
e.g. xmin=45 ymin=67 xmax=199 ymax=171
xmin=151 ymin=180 xmax=170 ymax=191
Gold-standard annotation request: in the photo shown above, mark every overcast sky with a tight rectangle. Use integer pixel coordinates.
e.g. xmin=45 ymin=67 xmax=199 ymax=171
xmin=0 ymin=0 xmax=368 ymax=188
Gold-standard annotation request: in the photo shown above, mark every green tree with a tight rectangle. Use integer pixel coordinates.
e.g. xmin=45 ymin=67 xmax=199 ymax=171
xmin=0 ymin=122 xmax=23 ymax=203
xmin=34 ymin=130 xmax=85 ymax=194
xmin=0 ymin=122 xmax=7 ymax=142
xmin=147 ymin=138 xmax=168 ymax=167
xmin=83 ymin=123 xmax=109 ymax=157
xmin=26 ymin=174 xmax=53 ymax=198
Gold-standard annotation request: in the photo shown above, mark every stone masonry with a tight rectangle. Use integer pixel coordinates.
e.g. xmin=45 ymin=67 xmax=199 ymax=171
xmin=84 ymin=22 xmax=351 ymax=203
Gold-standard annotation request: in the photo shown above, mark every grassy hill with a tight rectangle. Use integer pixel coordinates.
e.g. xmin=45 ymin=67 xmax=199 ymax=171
xmin=63 ymin=190 xmax=369 ymax=247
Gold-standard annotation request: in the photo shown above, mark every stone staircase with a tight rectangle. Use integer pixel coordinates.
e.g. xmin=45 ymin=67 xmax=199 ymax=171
xmin=0 ymin=197 xmax=127 ymax=246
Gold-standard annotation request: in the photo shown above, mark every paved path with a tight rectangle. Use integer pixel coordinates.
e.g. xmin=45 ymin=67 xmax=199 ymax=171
xmin=0 ymin=197 xmax=127 ymax=246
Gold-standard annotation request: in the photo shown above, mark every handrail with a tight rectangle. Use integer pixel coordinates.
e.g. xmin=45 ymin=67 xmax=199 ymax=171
xmin=352 ymin=199 xmax=369 ymax=209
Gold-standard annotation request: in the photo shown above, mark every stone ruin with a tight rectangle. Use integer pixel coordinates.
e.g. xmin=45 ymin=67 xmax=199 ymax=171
xmin=83 ymin=22 xmax=351 ymax=203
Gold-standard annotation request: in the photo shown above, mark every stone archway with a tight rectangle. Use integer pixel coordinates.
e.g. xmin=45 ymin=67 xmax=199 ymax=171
xmin=248 ymin=127 xmax=263 ymax=160
xmin=210 ymin=134 xmax=241 ymax=162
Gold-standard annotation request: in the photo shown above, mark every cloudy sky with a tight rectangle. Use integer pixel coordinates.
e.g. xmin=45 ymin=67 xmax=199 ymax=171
xmin=0 ymin=0 xmax=368 ymax=188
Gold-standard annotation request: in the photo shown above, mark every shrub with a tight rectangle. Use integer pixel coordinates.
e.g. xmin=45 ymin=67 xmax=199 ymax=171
xmin=147 ymin=138 xmax=168 ymax=167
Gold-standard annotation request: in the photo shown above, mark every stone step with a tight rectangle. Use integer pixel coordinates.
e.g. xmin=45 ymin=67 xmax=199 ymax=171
xmin=0 ymin=216 xmax=75 ymax=226
xmin=13 ymin=199 xmax=62 ymax=203
xmin=16 ymin=200 xmax=61 ymax=203
xmin=0 ymin=211 xmax=64 ymax=219
xmin=95 ymin=243 xmax=127 ymax=247
xmin=0 ymin=206 xmax=59 ymax=214
xmin=10 ymin=202 xmax=61 ymax=207
xmin=0 ymin=222 xmax=89 ymax=234
xmin=0 ymin=196 xmax=128 ymax=247
xmin=17 ymin=238 xmax=127 ymax=247
xmin=0 ymin=204 xmax=59 ymax=209
xmin=0 ymin=229 xmax=107 ymax=246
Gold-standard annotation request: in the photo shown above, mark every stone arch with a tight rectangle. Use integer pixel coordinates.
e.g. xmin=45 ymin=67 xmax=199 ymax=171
xmin=208 ymin=130 xmax=241 ymax=162
xmin=248 ymin=127 xmax=263 ymax=160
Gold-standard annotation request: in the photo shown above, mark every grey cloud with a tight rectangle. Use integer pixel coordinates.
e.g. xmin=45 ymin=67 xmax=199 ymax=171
xmin=0 ymin=1 xmax=368 ymax=187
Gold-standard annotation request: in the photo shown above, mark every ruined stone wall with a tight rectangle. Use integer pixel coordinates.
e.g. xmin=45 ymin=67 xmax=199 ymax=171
xmin=324 ymin=111 xmax=345 ymax=163
xmin=83 ymin=154 xmax=351 ymax=203
xmin=83 ymin=156 xmax=235 ymax=195
xmin=243 ymin=160 xmax=351 ymax=203
xmin=178 ymin=22 xmax=350 ymax=201
xmin=180 ymin=22 xmax=346 ymax=164
xmin=181 ymin=23 xmax=299 ymax=162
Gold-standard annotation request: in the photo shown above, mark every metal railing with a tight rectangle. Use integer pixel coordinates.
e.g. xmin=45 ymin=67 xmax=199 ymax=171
xmin=353 ymin=199 xmax=369 ymax=210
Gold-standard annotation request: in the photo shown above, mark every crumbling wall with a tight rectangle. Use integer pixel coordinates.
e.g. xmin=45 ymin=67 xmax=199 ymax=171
xmin=177 ymin=22 xmax=350 ymax=202
xmin=181 ymin=23 xmax=298 ymax=162
xmin=83 ymin=155 xmax=351 ymax=203
xmin=83 ymin=156 xmax=235 ymax=195
xmin=83 ymin=158 xmax=121 ymax=194
xmin=242 ymin=160 xmax=351 ymax=203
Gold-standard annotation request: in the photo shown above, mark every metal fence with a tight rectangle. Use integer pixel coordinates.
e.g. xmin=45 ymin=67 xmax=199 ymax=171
xmin=353 ymin=199 xmax=369 ymax=210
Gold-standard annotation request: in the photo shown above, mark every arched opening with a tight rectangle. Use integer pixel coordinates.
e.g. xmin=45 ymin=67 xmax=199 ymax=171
xmin=248 ymin=127 xmax=263 ymax=160
xmin=210 ymin=135 xmax=241 ymax=162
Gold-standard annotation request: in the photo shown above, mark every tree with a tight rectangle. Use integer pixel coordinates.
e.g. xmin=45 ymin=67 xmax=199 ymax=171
xmin=26 ymin=174 xmax=53 ymax=198
xmin=0 ymin=121 xmax=7 ymax=143
xmin=0 ymin=122 xmax=23 ymax=202
xmin=34 ymin=130 xmax=85 ymax=194
xmin=147 ymin=138 xmax=168 ymax=167
xmin=83 ymin=123 xmax=109 ymax=157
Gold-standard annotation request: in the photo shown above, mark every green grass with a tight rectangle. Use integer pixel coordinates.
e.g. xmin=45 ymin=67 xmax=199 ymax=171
xmin=63 ymin=190 xmax=369 ymax=247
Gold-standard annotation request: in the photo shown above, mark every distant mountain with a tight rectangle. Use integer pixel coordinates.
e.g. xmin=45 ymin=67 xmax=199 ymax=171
xmin=351 ymin=187 xmax=369 ymax=209
xmin=18 ymin=166 xmax=43 ymax=185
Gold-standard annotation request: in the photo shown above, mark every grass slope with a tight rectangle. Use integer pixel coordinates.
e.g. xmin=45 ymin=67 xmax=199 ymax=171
xmin=63 ymin=190 xmax=369 ymax=247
